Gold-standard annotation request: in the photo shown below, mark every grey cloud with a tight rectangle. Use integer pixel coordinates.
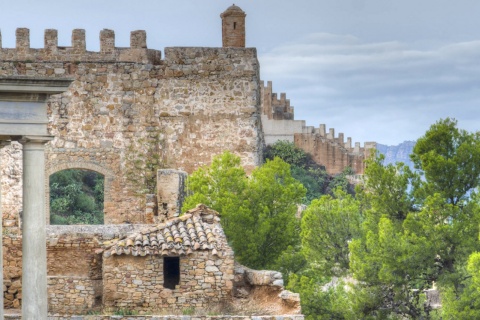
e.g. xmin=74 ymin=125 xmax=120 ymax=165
xmin=259 ymin=33 xmax=480 ymax=144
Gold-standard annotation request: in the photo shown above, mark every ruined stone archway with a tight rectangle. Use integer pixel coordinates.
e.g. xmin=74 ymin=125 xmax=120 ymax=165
xmin=46 ymin=161 xmax=114 ymax=225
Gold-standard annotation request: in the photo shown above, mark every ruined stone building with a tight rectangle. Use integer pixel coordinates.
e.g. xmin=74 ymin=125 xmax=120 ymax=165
xmin=0 ymin=4 xmax=370 ymax=317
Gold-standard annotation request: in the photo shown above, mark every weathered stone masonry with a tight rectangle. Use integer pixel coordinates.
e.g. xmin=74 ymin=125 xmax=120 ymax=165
xmin=101 ymin=205 xmax=235 ymax=313
xmin=0 ymin=4 xmax=373 ymax=317
xmin=0 ymin=27 xmax=264 ymax=228
xmin=0 ymin=7 xmax=287 ymax=314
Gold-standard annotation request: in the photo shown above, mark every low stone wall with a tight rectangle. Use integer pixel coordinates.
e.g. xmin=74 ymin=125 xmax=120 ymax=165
xmin=47 ymin=277 xmax=100 ymax=314
xmin=6 ymin=316 xmax=304 ymax=320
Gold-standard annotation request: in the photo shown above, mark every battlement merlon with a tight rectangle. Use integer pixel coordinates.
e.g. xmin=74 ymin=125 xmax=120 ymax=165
xmin=316 ymin=123 xmax=377 ymax=152
xmin=0 ymin=28 xmax=161 ymax=64
xmin=0 ymin=28 xmax=259 ymax=67
xmin=261 ymin=80 xmax=295 ymax=120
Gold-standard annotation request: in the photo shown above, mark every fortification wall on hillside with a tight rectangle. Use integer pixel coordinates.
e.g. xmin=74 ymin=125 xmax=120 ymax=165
xmin=294 ymin=129 xmax=376 ymax=175
xmin=0 ymin=28 xmax=264 ymax=227
xmin=260 ymin=81 xmax=375 ymax=175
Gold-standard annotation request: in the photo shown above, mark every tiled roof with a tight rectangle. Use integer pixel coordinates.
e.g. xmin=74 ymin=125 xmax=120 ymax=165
xmin=102 ymin=204 xmax=223 ymax=258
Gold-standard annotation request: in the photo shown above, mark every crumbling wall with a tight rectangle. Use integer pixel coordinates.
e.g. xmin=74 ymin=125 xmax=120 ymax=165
xmin=232 ymin=262 xmax=301 ymax=315
xmin=2 ymin=235 xmax=22 ymax=309
xmin=0 ymin=143 xmax=22 ymax=229
xmin=0 ymin=28 xmax=264 ymax=227
xmin=44 ymin=225 xmax=148 ymax=314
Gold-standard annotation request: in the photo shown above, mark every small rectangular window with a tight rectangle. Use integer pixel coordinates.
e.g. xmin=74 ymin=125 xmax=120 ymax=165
xmin=234 ymin=22 xmax=237 ymax=29
xmin=163 ymin=257 xmax=180 ymax=289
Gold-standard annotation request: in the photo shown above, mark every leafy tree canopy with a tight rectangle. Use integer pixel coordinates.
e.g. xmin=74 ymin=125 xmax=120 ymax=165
xmin=347 ymin=118 xmax=480 ymax=318
xmin=301 ymin=189 xmax=362 ymax=277
xmin=265 ymin=140 xmax=354 ymax=202
xmin=269 ymin=119 xmax=480 ymax=319
xmin=412 ymin=117 xmax=480 ymax=205
xmin=183 ymin=152 xmax=306 ymax=269
xmin=50 ymin=169 xmax=104 ymax=225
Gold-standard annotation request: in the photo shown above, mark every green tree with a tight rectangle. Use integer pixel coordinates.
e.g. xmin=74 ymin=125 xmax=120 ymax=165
xmin=326 ymin=167 xmax=356 ymax=195
xmin=50 ymin=169 xmax=104 ymax=225
xmin=290 ymin=166 xmax=329 ymax=203
xmin=411 ymin=118 xmax=480 ymax=205
xmin=265 ymin=140 xmax=310 ymax=168
xmin=347 ymin=119 xmax=480 ymax=318
xmin=265 ymin=140 xmax=353 ymax=203
xmin=440 ymin=252 xmax=480 ymax=319
xmin=301 ymin=189 xmax=362 ymax=277
xmin=183 ymin=152 xmax=305 ymax=269
xmin=182 ymin=151 xmax=247 ymax=231
xmin=287 ymin=272 xmax=354 ymax=320
xmin=240 ymin=157 xmax=306 ymax=268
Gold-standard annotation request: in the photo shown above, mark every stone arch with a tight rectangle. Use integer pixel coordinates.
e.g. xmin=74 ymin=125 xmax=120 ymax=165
xmin=46 ymin=161 xmax=114 ymax=224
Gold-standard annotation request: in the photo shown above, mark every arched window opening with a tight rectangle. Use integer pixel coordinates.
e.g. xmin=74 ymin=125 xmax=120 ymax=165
xmin=49 ymin=169 xmax=105 ymax=225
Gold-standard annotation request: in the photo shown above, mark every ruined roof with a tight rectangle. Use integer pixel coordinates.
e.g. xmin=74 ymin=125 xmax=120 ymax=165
xmin=221 ymin=4 xmax=246 ymax=17
xmin=102 ymin=204 xmax=225 ymax=258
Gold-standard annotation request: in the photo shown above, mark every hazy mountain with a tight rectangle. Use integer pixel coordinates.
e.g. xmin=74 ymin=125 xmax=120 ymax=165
xmin=376 ymin=141 xmax=416 ymax=169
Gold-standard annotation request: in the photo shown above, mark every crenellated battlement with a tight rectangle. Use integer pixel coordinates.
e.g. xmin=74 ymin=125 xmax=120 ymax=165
xmin=310 ymin=124 xmax=376 ymax=154
xmin=260 ymin=80 xmax=376 ymax=174
xmin=261 ymin=80 xmax=294 ymax=120
xmin=0 ymin=28 xmax=162 ymax=64
xmin=294 ymin=124 xmax=376 ymax=174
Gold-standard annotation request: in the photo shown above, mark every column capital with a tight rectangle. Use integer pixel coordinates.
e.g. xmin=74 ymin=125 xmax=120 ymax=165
xmin=18 ymin=135 xmax=53 ymax=146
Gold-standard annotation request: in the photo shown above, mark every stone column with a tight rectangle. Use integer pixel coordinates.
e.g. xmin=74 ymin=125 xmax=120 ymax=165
xmin=19 ymin=136 xmax=52 ymax=320
xmin=0 ymin=141 xmax=10 ymax=320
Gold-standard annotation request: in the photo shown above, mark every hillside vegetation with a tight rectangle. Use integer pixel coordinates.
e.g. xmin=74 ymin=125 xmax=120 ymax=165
xmin=184 ymin=118 xmax=480 ymax=319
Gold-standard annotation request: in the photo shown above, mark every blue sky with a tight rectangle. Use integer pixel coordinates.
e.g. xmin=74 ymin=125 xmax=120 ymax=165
xmin=1 ymin=0 xmax=479 ymax=145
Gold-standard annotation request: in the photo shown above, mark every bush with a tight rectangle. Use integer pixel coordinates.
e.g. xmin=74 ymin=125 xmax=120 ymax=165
xmin=49 ymin=169 xmax=104 ymax=225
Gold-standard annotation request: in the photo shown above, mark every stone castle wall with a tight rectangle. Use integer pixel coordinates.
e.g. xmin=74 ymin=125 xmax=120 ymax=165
xmin=0 ymin=28 xmax=264 ymax=228
xmin=260 ymin=81 xmax=375 ymax=175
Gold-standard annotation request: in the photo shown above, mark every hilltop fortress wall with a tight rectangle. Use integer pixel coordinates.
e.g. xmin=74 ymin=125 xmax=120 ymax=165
xmin=0 ymin=28 xmax=264 ymax=227
xmin=0 ymin=5 xmax=374 ymax=314
xmin=260 ymin=81 xmax=376 ymax=175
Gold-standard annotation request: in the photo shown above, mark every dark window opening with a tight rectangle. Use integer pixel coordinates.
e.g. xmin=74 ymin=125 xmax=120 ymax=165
xmin=164 ymin=257 xmax=180 ymax=289
xmin=233 ymin=22 xmax=237 ymax=30
xmin=49 ymin=169 xmax=104 ymax=225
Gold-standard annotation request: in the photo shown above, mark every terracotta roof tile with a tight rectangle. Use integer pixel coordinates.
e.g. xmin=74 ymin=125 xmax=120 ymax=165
xmin=103 ymin=204 xmax=224 ymax=258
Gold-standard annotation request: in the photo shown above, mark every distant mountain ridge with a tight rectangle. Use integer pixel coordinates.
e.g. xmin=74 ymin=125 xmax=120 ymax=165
xmin=376 ymin=141 xmax=416 ymax=169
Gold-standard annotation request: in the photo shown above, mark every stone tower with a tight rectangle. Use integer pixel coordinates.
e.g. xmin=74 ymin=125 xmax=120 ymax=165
xmin=221 ymin=4 xmax=246 ymax=47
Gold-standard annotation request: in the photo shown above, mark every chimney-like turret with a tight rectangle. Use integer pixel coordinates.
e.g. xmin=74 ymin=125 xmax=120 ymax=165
xmin=221 ymin=4 xmax=246 ymax=47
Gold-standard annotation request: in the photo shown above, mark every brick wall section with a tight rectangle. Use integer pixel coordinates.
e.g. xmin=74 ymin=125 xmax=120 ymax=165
xmin=0 ymin=30 xmax=264 ymax=227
